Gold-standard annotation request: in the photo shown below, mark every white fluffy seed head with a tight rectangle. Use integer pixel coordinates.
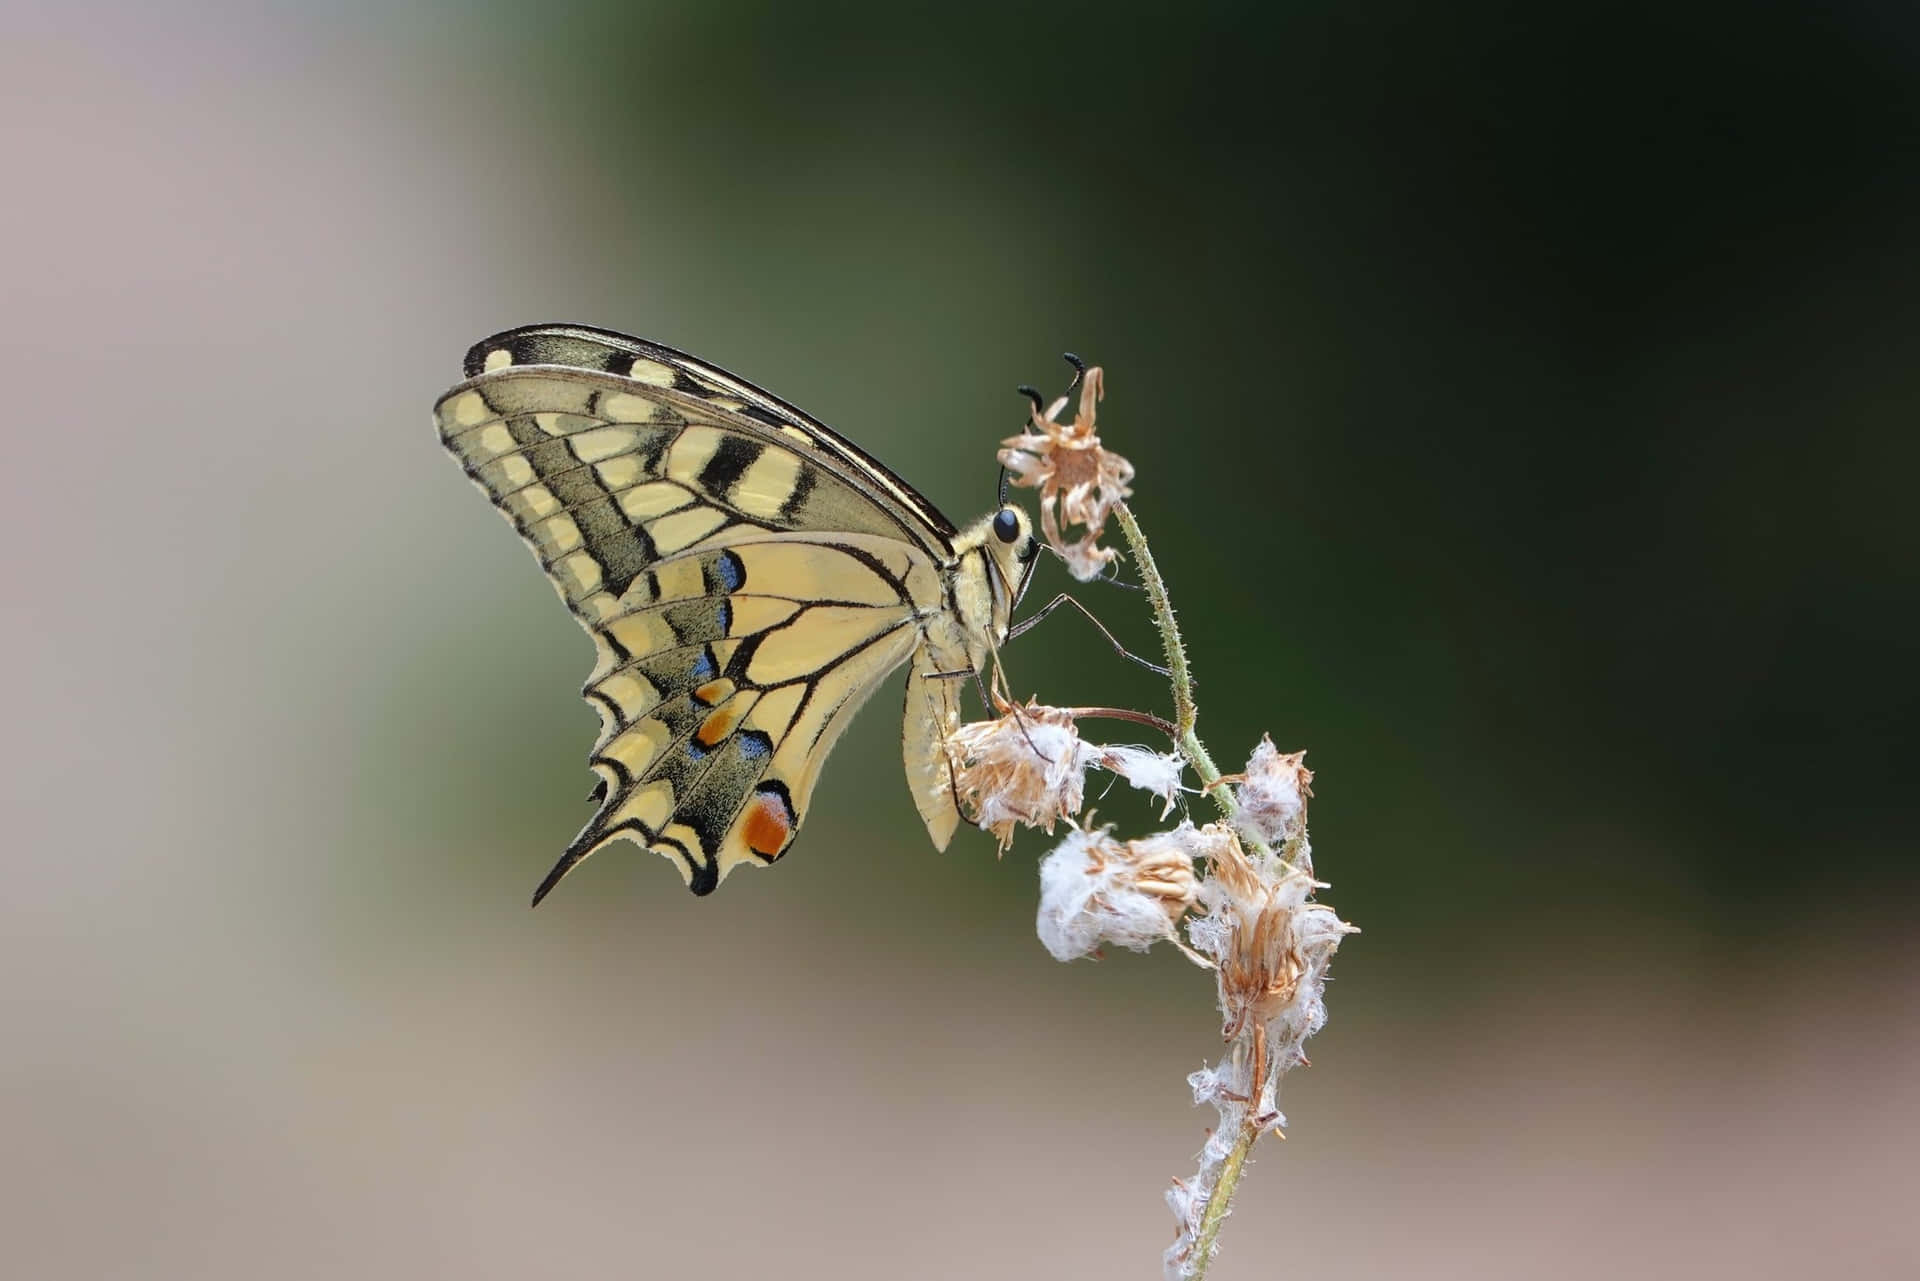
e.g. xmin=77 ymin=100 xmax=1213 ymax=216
xmin=1235 ymin=734 xmax=1313 ymax=850
xmin=1035 ymin=826 xmax=1199 ymax=961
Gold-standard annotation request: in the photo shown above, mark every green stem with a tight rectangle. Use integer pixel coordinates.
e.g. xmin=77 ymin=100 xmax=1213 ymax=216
xmin=1190 ymin=1108 xmax=1262 ymax=1275
xmin=1110 ymin=502 xmax=1196 ymax=741
xmin=1110 ymin=502 xmax=1267 ymax=856
xmin=1110 ymin=500 xmax=1269 ymax=1280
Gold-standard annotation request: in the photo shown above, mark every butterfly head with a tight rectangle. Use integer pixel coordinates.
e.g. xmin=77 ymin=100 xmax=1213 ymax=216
xmin=984 ymin=503 xmax=1042 ymax=613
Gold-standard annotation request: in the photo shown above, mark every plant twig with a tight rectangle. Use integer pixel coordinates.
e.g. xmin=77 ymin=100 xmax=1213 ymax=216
xmin=1065 ymin=705 xmax=1181 ymax=739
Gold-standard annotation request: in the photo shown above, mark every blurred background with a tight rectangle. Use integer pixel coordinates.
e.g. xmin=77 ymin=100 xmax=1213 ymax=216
xmin=4 ymin=1 xmax=1916 ymax=1276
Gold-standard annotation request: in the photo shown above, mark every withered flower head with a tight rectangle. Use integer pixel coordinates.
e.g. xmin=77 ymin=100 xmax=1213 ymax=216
xmin=1035 ymin=823 xmax=1201 ymax=962
xmin=1194 ymin=847 xmax=1320 ymax=1044
xmin=944 ymin=701 xmax=1187 ymax=851
xmin=946 ymin=701 xmax=1090 ymax=850
xmin=1185 ymin=822 xmax=1355 ymax=1093
xmin=1235 ymin=735 xmax=1315 ymax=854
xmin=998 ymin=364 xmax=1136 ymax=582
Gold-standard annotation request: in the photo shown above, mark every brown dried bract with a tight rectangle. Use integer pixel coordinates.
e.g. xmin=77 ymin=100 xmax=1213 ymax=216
xmin=998 ymin=365 xmax=1135 ymax=581
xmin=1198 ymin=832 xmax=1326 ymax=1044
xmin=1103 ymin=827 xmax=1203 ymax=916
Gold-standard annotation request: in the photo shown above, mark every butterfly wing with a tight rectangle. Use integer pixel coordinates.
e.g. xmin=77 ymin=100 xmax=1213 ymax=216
xmin=436 ymin=327 xmax=957 ymax=898
xmin=460 ymin=324 xmax=957 ymax=555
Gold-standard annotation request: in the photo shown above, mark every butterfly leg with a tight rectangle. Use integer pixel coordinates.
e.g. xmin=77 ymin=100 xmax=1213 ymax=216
xmin=921 ymin=660 xmax=1042 ymax=755
xmin=1008 ymin=593 xmax=1171 ymax=677
xmin=966 ymin=650 xmax=1059 ymax=764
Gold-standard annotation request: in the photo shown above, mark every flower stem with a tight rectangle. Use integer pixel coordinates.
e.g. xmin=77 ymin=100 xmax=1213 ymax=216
xmin=1110 ymin=503 xmax=1264 ymax=854
xmin=1110 ymin=500 xmax=1270 ymax=1280
xmin=1191 ymin=1110 xmax=1262 ymax=1276
xmin=1110 ymin=502 xmax=1197 ymax=741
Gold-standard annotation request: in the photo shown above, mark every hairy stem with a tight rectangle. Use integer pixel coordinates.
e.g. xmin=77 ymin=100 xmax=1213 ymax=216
xmin=1111 ymin=502 xmax=1197 ymax=741
xmin=1191 ymin=1110 xmax=1262 ymax=1274
xmin=1110 ymin=500 xmax=1268 ymax=1280
xmin=1110 ymin=503 xmax=1267 ymax=856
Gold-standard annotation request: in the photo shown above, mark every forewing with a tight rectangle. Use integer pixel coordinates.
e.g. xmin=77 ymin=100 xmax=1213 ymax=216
xmin=437 ymin=366 xmax=941 ymax=623
xmin=459 ymin=323 xmax=957 ymax=556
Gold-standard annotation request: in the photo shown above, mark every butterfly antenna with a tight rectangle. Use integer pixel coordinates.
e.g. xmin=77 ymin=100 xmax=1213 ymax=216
xmin=1061 ymin=353 xmax=1087 ymax=397
xmin=1003 ymin=385 xmax=1047 ymax=506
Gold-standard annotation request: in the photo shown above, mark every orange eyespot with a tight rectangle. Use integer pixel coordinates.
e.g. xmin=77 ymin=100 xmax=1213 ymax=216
xmin=742 ymin=788 xmax=794 ymax=860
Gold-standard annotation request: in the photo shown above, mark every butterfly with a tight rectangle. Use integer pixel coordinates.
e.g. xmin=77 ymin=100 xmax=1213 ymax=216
xmin=435 ymin=324 xmax=1041 ymax=902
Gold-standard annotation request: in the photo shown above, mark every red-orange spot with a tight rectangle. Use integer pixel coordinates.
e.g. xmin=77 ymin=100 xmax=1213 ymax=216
xmin=693 ymin=678 xmax=733 ymax=706
xmin=742 ymin=791 xmax=793 ymax=859
xmin=695 ymin=703 xmax=741 ymax=748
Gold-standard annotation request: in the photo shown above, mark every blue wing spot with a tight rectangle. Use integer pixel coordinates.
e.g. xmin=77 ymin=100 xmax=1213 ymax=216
xmin=691 ymin=647 xmax=718 ymax=683
xmin=715 ymin=550 xmax=747 ymax=592
xmin=739 ymin=730 xmax=774 ymax=763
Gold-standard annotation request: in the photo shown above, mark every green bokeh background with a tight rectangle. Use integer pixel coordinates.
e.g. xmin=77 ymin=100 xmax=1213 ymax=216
xmin=6 ymin=3 xmax=1915 ymax=1278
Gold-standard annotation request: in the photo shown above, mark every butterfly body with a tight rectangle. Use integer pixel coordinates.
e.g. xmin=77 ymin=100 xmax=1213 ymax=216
xmin=435 ymin=325 xmax=1038 ymax=900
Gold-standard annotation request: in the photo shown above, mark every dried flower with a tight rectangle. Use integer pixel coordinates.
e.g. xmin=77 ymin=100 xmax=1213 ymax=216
xmin=965 ymin=352 xmax=1353 ymax=1278
xmin=1235 ymin=736 xmax=1313 ymax=853
xmin=1164 ymin=745 xmax=1356 ymax=1281
xmin=945 ymin=702 xmax=1189 ymax=850
xmin=1193 ymin=840 xmax=1353 ymax=1061
xmin=946 ymin=702 xmax=1090 ymax=850
xmin=998 ymin=364 xmax=1136 ymax=581
xmin=1035 ymin=824 xmax=1199 ymax=961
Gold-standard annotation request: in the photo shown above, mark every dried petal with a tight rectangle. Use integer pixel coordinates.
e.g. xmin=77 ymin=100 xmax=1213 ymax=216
xmin=1057 ymin=531 xmax=1120 ymax=582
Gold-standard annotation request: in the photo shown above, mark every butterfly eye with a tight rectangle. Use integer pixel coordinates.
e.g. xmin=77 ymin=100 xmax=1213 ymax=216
xmin=993 ymin=508 xmax=1021 ymax=544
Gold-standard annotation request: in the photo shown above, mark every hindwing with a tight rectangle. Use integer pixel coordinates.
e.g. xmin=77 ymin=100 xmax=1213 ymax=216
xmin=435 ymin=327 xmax=958 ymax=898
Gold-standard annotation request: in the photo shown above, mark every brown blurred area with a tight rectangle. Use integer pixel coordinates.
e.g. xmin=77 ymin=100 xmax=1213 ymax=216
xmin=4 ymin=3 xmax=1916 ymax=1277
